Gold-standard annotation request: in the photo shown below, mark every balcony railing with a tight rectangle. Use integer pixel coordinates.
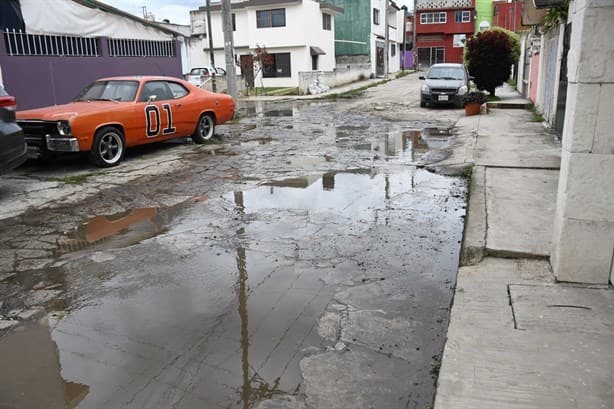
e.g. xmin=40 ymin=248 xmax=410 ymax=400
xmin=416 ymin=0 xmax=473 ymax=10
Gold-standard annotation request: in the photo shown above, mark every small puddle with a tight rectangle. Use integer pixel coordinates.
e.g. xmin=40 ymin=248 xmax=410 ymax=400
xmin=380 ymin=128 xmax=452 ymax=161
xmin=56 ymin=203 xmax=188 ymax=255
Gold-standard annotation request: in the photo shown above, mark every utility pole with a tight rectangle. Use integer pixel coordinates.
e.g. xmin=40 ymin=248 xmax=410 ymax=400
xmin=412 ymin=0 xmax=417 ymax=69
xmin=221 ymin=0 xmax=238 ymax=101
xmin=205 ymin=0 xmax=216 ymax=92
xmin=384 ymin=0 xmax=389 ymax=79
xmin=401 ymin=6 xmax=407 ymax=70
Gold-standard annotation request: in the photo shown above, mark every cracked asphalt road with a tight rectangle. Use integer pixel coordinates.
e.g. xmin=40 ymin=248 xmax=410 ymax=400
xmin=0 ymin=74 xmax=467 ymax=409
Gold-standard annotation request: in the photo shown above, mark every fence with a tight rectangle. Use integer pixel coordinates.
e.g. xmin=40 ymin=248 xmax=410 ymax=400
xmin=108 ymin=38 xmax=175 ymax=58
xmin=3 ymin=29 xmax=99 ymax=57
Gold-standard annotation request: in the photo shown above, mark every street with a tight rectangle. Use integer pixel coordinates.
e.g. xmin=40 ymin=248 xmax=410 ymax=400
xmin=0 ymin=74 xmax=468 ymax=409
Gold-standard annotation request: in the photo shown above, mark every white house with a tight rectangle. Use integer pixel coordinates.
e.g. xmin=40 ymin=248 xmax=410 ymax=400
xmin=369 ymin=0 xmax=403 ymax=76
xmin=188 ymin=0 xmax=343 ymax=89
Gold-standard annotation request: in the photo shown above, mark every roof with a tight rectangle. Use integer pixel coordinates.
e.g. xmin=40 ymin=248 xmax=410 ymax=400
xmin=319 ymin=2 xmax=344 ymax=15
xmin=73 ymin=0 xmax=185 ymax=37
xmin=199 ymin=0 xmax=302 ymax=12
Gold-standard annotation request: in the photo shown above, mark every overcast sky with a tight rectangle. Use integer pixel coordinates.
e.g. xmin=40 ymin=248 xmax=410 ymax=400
xmin=99 ymin=0 xmax=413 ymax=26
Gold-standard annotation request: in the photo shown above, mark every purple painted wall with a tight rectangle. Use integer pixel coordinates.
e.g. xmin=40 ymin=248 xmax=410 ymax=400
xmin=401 ymin=51 xmax=414 ymax=70
xmin=0 ymin=35 xmax=182 ymax=110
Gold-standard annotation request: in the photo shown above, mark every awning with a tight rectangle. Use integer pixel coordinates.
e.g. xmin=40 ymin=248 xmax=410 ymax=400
xmin=310 ymin=46 xmax=326 ymax=56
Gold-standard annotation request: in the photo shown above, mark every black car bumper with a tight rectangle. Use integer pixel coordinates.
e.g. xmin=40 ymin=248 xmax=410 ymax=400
xmin=421 ymin=92 xmax=464 ymax=107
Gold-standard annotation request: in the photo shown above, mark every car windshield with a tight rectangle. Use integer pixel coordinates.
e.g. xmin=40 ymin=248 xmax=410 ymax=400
xmin=74 ymin=80 xmax=139 ymax=102
xmin=428 ymin=67 xmax=465 ymax=80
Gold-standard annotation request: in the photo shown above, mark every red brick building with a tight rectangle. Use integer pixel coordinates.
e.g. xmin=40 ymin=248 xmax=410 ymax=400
xmin=415 ymin=0 xmax=476 ymax=68
xmin=493 ymin=0 xmax=525 ymax=32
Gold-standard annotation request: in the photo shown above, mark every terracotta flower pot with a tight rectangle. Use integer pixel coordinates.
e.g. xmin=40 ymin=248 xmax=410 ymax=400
xmin=464 ymin=103 xmax=481 ymax=116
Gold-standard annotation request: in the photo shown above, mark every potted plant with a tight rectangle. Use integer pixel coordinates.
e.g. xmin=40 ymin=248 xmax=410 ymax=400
xmin=463 ymin=91 xmax=488 ymax=116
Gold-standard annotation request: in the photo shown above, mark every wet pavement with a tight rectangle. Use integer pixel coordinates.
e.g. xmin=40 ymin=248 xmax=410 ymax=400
xmin=0 ymin=80 xmax=467 ymax=409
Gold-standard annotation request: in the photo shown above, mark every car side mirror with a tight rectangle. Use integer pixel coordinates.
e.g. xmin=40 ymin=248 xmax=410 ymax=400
xmin=419 ymin=76 xmax=425 ymax=80
xmin=147 ymin=95 xmax=157 ymax=104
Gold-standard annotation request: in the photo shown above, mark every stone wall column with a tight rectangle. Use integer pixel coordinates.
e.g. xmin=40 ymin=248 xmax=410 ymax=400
xmin=551 ymin=0 xmax=614 ymax=284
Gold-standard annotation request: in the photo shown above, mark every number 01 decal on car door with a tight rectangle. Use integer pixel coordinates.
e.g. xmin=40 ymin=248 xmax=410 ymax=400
xmin=145 ymin=104 xmax=176 ymax=138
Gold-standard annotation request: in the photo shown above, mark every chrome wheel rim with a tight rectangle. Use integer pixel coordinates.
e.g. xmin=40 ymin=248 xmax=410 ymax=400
xmin=99 ymin=132 xmax=123 ymax=164
xmin=199 ymin=116 xmax=214 ymax=140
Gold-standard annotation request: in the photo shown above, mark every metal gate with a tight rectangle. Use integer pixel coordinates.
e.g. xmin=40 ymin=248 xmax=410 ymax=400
xmin=417 ymin=47 xmax=444 ymax=69
xmin=554 ymin=23 xmax=571 ymax=138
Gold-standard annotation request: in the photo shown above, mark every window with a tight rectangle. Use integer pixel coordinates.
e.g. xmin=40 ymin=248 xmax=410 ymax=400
xmin=257 ymin=8 xmax=286 ymax=28
xmin=455 ymin=10 xmax=471 ymax=23
xmin=322 ymin=13 xmax=331 ymax=30
xmin=167 ymin=82 xmax=189 ymax=99
xmin=373 ymin=8 xmax=380 ymax=25
xmin=232 ymin=13 xmax=236 ymax=31
xmin=391 ymin=43 xmax=396 ymax=57
xmin=138 ymin=81 xmax=174 ymax=102
xmin=263 ymin=53 xmax=291 ymax=77
xmin=420 ymin=12 xmax=446 ymax=24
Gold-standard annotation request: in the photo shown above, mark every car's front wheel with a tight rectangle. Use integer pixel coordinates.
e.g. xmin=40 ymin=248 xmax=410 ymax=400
xmin=89 ymin=126 xmax=125 ymax=167
xmin=420 ymin=99 xmax=427 ymax=108
xmin=191 ymin=113 xmax=215 ymax=144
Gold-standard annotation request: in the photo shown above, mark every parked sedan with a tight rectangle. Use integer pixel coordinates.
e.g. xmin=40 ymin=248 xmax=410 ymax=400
xmin=186 ymin=67 xmax=227 ymax=87
xmin=0 ymin=85 xmax=27 ymax=173
xmin=17 ymin=76 xmax=235 ymax=167
xmin=419 ymin=63 xmax=471 ymax=108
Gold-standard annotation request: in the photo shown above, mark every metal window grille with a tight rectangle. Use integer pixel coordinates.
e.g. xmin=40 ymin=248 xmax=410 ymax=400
xmin=4 ymin=29 xmax=99 ymax=56
xmin=108 ymin=38 xmax=175 ymax=57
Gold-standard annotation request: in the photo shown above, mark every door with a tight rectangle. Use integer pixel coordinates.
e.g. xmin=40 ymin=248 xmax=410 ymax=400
xmin=137 ymin=81 xmax=182 ymax=141
xmin=240 ymin=55 xmax=254 ymax=88
xmin=376 ymin=41 xmax=385 ymax=77
xmin=417 ymin=47 xmax=445 ymax=69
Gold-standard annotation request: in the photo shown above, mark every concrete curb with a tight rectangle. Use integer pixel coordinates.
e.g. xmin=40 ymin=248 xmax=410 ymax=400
xmin=460 ymin=165 xmax=487 ymax=266
xmin=488 ymin=101 xmax=532 ymax=109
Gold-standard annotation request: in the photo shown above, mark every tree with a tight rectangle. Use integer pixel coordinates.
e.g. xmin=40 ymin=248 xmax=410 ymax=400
xmin=240 ymin=45 xmax=273 ymax=96
xmin=465 ymin=30 xmax=514 ymax=96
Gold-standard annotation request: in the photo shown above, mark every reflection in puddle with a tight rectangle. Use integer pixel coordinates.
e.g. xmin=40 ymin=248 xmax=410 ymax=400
xmin=57 ymin=205 xmax=187 ymax=255
xmin=0 ymin=319 xmax=89 ymax=408
xmin=382 ymin=128 xmax=451 ymax=161
xmin=229 ymin=170 xmax=430 ymax=221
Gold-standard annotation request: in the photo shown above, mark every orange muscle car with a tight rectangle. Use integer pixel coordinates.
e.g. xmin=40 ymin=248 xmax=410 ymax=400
xmin=17 ymin=76 xmax=235 ymax=167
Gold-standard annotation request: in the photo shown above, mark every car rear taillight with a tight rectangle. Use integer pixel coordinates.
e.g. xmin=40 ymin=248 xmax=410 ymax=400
xmin=0 ymin=96 xmax=17 ymax=111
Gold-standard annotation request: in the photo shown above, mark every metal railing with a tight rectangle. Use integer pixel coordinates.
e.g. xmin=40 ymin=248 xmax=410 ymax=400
xmin=416 ymin=0 xmax=472 ymax=10
xmin=108 ymin=38 xmax=175 ymax=57
xmin=3 ymin=29 xmax=99 ymax=56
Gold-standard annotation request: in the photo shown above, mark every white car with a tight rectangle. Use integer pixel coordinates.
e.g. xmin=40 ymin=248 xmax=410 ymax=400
xmin=186 ymin=67 xmax=227 ymax=86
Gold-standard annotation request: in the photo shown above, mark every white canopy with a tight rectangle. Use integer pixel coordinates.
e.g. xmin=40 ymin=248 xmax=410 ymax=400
xmin=20 ymin=0 xmax=174 ymax=40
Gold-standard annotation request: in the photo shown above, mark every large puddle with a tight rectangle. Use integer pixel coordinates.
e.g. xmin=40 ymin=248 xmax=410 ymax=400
xmin=1 ymin=168 xmax=466 ymax=408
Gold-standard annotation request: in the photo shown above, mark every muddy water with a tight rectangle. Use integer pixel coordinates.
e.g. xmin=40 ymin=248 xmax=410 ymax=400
xmin=0 ymin=100 xmax=466 ymax=409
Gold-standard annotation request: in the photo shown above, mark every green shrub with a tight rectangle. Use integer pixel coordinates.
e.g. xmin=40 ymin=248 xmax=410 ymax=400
xmin=466 ymin=30 xmax=514 ymax=96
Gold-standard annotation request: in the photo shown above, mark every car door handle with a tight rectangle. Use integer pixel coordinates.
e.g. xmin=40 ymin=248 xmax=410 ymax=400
xmin=174 ymin=103 xmax=183 ymax=107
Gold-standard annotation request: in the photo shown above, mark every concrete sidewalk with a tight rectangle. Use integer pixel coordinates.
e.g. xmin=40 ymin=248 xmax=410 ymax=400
xmin=434 ymin=87 xmax=614 ymax=409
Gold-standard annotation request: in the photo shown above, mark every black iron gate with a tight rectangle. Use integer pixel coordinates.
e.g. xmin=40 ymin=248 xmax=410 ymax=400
xmin=554 ymin=23 xmax=572 ymax=138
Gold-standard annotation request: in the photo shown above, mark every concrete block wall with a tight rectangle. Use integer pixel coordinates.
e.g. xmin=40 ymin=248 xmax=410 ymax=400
xmin=551 ymin=0 xmax=614 ymax=284
xmin=298 ymin=64 xmax=372 ymax=94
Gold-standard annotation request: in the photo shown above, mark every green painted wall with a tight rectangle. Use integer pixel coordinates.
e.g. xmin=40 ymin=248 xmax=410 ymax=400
xmin=475 ymin=0 xmax=494 ymax=31
xmin=328 ymin=0 xmax=371 ymax=56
